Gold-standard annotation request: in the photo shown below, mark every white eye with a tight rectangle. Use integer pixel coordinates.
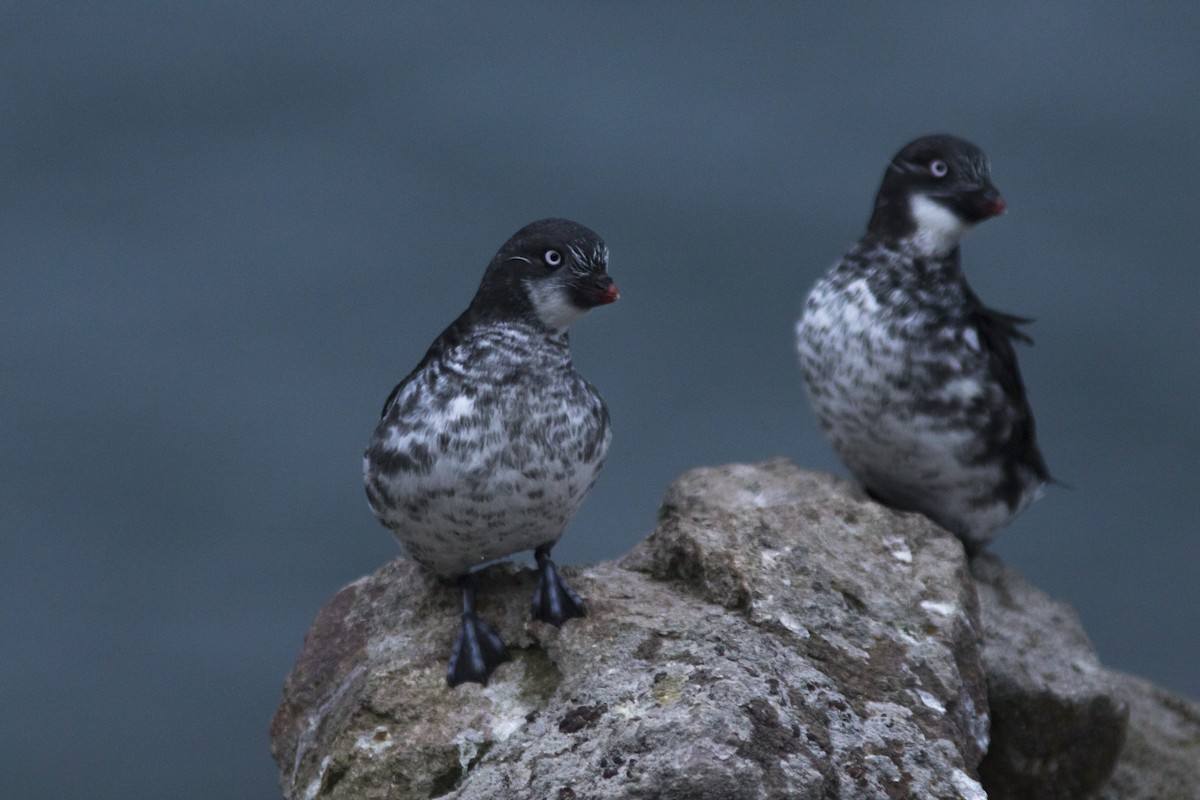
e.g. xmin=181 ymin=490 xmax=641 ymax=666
xmin=930 ymin=159 xmax=949 ymax=177
xmin=544 ymin=249 xmax=563 ymax=267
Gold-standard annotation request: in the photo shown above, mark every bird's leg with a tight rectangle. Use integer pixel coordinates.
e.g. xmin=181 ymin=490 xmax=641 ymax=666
xmin=531 ymin=544 xmax=587 ymax=626
xmin=446 ymin=573 xmax=509 ymax=687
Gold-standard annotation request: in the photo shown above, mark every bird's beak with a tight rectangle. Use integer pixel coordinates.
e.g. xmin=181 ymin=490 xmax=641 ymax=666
xmin=964 ymin=183 xmax=1006 ymax=221
xmin=587 ymin=275 xmax=620 ymax=305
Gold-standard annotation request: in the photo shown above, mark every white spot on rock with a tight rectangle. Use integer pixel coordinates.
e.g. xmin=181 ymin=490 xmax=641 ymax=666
xmin=950 ymin=768 xmax=988 ymax=800
xmin=355 ymin=726 xmax=392 ymax=756
xmin=778 ymin=612 xmax=811 ymax=638
xmin=453 ymin=734 xmax=480 ymax=777
xmin=483 ymin=669 xmax=540 ymax=742
xmin=917 ymin=690 xmax=946 ymax=714
xmin=920 ymin=600 xmax=957 ymax=618
xmin=822 ymin=631 xmax=869 ymax=660
xmin=612 ymin=700 xmax=643 ymax=720
xmin=303 ymin=756 xmax=332 ymax=800
xmin=882 ymin=535 xmax=913 ymax=564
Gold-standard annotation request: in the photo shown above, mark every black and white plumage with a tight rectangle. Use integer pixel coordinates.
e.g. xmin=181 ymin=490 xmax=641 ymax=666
xmin=364 ymin=218 xmax=618 ymax=686
xmin=796 ymin=134 xmax=1050 ymax=554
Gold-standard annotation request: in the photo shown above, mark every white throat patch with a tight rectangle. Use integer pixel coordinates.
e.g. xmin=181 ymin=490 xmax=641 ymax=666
xmin=525 ymin=279 xmax=586 ymax=331
xmin=909 ymin=194 xmax=970 ymax=257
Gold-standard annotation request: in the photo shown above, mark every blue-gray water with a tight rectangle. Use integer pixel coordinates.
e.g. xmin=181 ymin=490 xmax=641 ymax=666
xmin=3 ymin=4 xmax=1197 ymax=797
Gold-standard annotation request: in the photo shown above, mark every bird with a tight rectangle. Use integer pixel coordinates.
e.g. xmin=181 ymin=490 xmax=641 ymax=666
xmin=363 ymin=218 xmax=618 ymax=686
xmin=795 ymin=134 xmax=1050 ymax=555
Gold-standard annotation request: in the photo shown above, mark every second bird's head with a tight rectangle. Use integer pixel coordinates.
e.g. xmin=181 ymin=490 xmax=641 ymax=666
xmin=868 ymin=134 xmax=1006 ymax=256
xmin=471 ymin=218 xmax=619 ymax=332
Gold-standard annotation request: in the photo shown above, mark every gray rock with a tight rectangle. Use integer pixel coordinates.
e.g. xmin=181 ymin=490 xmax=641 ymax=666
xmin=1093 ymin=673 xmax=1200 ymax=800
xmin=972 ymin=553 xmax=1129 ymax=798
xmin=271 ymin=460 xmax=1200 ymax=799
xmin=271 ymin=460 xmax=989 ymax=799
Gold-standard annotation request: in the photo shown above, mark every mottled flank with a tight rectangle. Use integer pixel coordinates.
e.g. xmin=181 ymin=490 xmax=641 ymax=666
xmin=365 ymin=321 xmax=610 ymax=576
xmin=796 ymin=134 xmax=1049 ymax=550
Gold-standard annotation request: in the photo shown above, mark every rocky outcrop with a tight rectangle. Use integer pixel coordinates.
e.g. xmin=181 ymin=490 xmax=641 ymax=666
xmin=1094 ymin=673 xmax=1200 ymax=800
xmin=271 ymin=460 xmax=1200 ymax=799
xmin=972 ymin=554 xmax=1129 ymax=799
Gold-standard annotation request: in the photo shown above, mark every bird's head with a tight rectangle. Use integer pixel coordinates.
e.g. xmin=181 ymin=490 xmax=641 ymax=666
xmin=473 ymin=218 xmax=619 ymax=331
xmin=867 ymin=134 xmax=1006 ymax=257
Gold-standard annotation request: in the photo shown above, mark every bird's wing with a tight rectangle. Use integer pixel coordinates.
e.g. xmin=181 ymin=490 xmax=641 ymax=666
xmin=379 ymin=308 xmax=474 ymax=419
xmin=964 ymin=283 xmax=1052 ymax=485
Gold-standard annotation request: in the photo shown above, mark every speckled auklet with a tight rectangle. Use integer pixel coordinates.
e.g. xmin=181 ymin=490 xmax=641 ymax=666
xmin=364 ymin=218 xmax=618 ymax=686
xmin=796 ymin=134 xmax=1050 ymax=554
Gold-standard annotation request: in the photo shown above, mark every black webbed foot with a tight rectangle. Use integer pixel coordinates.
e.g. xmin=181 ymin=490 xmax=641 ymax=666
xmin=446 ymin=575 xmax=510 ymax=687
xmin=531 ymin=545 xmax=587 ymax=626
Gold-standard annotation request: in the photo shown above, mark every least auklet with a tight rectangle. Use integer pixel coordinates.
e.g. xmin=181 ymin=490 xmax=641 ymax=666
xmin=364 ymin=218 xmax=618 ymax=685
xmin=796 ymin=134 xmax=1050 ymax=554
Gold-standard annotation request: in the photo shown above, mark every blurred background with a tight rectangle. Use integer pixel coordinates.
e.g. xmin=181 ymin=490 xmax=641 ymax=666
xmin=3 ymin=3 xmax=1197 ymax=797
